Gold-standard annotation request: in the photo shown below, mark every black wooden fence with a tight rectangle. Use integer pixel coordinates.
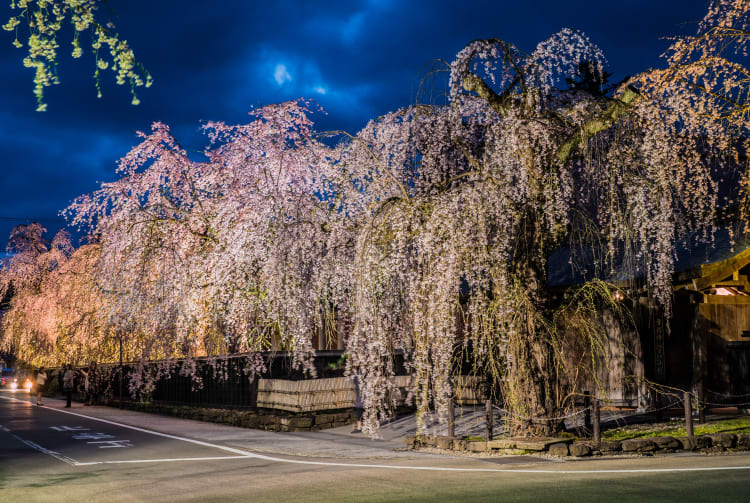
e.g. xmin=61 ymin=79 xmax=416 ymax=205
xmin=91 ymin=350 xmax=352 ymax=409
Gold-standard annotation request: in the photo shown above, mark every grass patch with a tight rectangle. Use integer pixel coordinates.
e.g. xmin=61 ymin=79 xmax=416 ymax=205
xmin=602 ymin=416 xmax=750 ymax=441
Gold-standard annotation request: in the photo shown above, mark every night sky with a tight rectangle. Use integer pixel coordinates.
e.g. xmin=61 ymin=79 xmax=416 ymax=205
xmin=0 ymin=0 xmax=711 ymax=248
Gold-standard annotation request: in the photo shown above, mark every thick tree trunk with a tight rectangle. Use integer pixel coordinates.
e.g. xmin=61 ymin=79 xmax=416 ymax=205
xmin=507 ymin=208 xmax=562 ymax=437
xmin=458 ymin=55 xmax=640 ymax=438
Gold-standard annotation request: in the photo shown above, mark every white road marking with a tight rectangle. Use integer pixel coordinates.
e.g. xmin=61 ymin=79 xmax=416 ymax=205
xmin=20 ymin=439 xmax=79 ymax=466
xmin=74 ymin=455 xmax=254 ymax=466
xmin=72 ymin=456 xmax=750 ymax=473
xmin=0 ymin=395 xmax=259 ymax=457
xmin=87 ymin=439 xmax=133 ymax=448
xmin=0 ymin=423 xmax=78 ymax=466
xmin=51 ymin=425 xmax=90 ymax=432
xmin=72 ymin=432 xmax=114 ymax=440
xmin=3 ymin=395 xmax=750 ymax=474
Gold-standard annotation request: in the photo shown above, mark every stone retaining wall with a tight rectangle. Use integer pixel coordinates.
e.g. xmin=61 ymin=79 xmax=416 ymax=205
xmin=406 ymin=433 xmax=750 ymax=457
xmin=115 ymin=401 xmax=357 ymax=432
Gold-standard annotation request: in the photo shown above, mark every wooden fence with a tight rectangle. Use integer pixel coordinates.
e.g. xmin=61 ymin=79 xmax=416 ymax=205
xmin=256 ymin=375 xmax=484 ymax=412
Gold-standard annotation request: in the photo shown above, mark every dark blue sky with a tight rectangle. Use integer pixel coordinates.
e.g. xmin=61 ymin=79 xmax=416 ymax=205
xmin=0 ymin=0 xmax=710 ymax=246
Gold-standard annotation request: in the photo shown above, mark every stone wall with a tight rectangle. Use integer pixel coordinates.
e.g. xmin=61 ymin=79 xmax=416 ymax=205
xmin=406 ymin=432 xmax=750 ymax=457
xmin=115 ymin=401 xmax=358 ymax=432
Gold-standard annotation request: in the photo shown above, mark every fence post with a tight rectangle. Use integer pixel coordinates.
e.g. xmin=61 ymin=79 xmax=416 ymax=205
xmin=119 ymin=337 xmax=123 ymax=409
xmin=593 ymin=398 xmax=601 ymax=444
xmin=485 ymin=398 xmax=493 ymax=441
xmin=250 ymin=375 xmax=259 ymax=409
xmin=583 ymin=390 xmax=592 ymax=432
xmin=684 ymin=391 xmax=694 ymax=438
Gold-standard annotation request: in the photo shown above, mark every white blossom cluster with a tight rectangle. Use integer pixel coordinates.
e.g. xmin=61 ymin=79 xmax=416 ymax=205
xmin=1 ymin=1 xmax=747 ymax=435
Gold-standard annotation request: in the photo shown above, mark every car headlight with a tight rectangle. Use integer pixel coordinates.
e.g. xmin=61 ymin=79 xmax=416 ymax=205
xmin=10 ymin=381 xmax=17 ymax=389
xmin=24 ymin=380 xmax=32 ymax=390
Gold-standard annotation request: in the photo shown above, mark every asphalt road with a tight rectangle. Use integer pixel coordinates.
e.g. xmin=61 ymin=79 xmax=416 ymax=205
xmin=2 ymin=390 xmax=750 ymax=503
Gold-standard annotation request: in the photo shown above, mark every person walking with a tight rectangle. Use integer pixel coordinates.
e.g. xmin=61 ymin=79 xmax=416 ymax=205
xmin=35 ymin=367 xmax=47 ymax=406
xmin=63 ymin=364 xmax=75 ymax=408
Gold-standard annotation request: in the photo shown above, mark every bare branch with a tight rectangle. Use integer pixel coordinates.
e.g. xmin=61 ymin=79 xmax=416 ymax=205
xmin=557 ymin=86 xmax=640 ymax=164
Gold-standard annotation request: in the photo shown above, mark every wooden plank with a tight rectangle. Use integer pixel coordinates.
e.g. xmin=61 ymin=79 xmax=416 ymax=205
xmin=710 ymin=280 xmax=749 ymax=288
xmin=256 ymin=376 xmax=417 ymax=413
xmin=702 ymin=294 xmax=750 ymax=305
xmin=693 ymin=247 xmax=750 ymax=291
xmin=697 ymin=303 xmax=750 ymax=341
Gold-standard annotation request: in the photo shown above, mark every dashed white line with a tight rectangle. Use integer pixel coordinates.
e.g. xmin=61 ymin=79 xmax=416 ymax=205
xmin=3 ymin=394 xmax=750 ymax=474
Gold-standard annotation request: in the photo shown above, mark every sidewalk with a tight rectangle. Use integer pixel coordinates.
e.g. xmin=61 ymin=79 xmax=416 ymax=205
xmin=12 ymin=393 xmax=448 ymax=460
xmin=26 ymin=392 xmax=710 ymax=454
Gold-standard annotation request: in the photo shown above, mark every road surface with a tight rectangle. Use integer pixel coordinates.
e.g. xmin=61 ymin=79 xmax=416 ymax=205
xmin=1 ymin=390 xmax=750 ymax=502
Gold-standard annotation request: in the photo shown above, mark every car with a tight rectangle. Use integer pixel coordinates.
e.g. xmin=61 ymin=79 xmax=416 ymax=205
xmin=0 ymin=369 xmax=32 ymax=392
xmin=0 ymin=368 xmax=13 ymax=388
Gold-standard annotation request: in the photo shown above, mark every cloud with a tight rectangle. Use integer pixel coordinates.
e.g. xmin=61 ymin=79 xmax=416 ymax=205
xmin=304 ymin=0 xmax=396 ymax=46
xmin=273 ymin=64 xmax=292 ymax=85
xmin=248 ymin=47 xmax=333 ymax=98
xmin=233 ymin=46 xmax=382 ymax=128
xmin=0 ymin=0 xmax=712 ymax=247
xmin=342 ymin=12 xmax=366 ymax=44
xmin=0 ymin=115 xmax=133 ymax=243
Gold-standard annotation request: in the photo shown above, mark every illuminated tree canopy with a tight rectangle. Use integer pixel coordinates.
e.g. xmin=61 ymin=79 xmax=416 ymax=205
xmin=3 ymin=0 xmax=151 ymax=111
xmin=1 ymin=0 xmax=748 ymax=436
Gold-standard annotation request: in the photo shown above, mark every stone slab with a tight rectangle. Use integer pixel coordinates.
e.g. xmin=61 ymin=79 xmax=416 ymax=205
xmin=487 ymin=437 xmax=571 ymax=452
xmin=676 ymin=436 xmax=711 ymax=451
xmin=569 ymin=443 xmax=592 ymax=457
xmin=467 ymin=441 xmax=487 ymax=452
xmin=548 ymin=443 xmax=569 ymax=456
xmin=735 ymin=434 xmax=750 ymax=451
xmin=706 ymin=433 xmax=736 ymax=449
xmin=596 ymin=441 xmax=622 ymax=453
xmin=621 ymin=438 xmax=657 ymax=453
xmin=652 ymin=436 xmax=681 ymax=450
